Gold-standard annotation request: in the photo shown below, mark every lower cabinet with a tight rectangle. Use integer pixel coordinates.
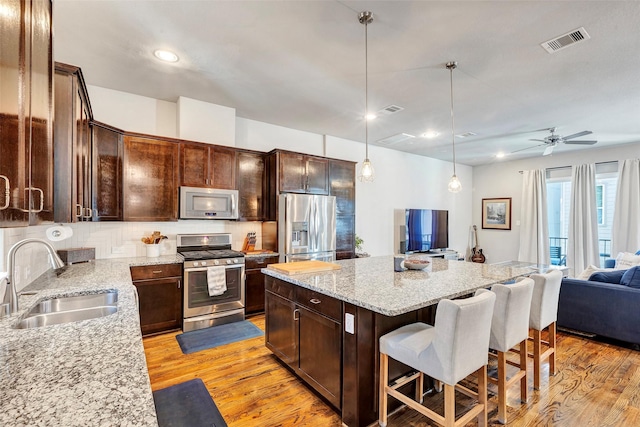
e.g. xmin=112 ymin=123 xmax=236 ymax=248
xmin=130 ymin=264 xmax=183 ymax=336
xmin=245 ymin=254 xmax=279 ymax=314
xmin=265 ymin=276 xmax=342 ymax=409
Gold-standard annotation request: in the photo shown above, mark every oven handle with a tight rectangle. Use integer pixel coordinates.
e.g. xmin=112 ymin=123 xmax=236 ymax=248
xmin=184 ymin=265 xmax=244 ymax=272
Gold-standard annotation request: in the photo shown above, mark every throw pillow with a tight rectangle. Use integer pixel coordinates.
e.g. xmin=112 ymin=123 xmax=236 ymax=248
xmin=588 ymin=269 xmax=627 ymax=284
xmin=614 ymin=252 xmax=640 ymax=270
xmin=621 ymin=266 xmax=640 ymax=289
xmin=576 ymin=264 xmax=605 ymax=280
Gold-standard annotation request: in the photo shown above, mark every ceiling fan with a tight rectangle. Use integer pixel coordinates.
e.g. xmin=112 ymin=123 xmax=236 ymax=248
xmin=513 ymin=127 xmax=598 ymax=156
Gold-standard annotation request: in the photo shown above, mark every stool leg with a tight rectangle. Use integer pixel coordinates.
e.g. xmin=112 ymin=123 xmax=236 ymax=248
xmin=533 ymin=328 xmax=542 ymax=390
xmin=416 ymin=371 xmax=424 ymax=403
xmin=444 ymin=383 xmax=455 ymax=427
xmin=478 ymin=365 xmax=488 ymax=427
xmin=379 ymin=353 xmax=388 ymax=427
xmin=519 ymin=340 xmax=528 ymax=403
xmin=549 ymin=321 xmax=557 ymax=376
xmin=497 ymin=351 xmax=507 ymax=424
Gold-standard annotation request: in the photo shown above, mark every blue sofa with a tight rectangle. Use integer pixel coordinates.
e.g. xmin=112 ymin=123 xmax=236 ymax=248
xmin=558 ymin=267 xmax=640 ymax=345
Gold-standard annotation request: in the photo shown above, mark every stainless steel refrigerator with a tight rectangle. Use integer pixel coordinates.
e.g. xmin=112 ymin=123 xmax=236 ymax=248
xmin=278 ymin=194 xmax=336 ymax=263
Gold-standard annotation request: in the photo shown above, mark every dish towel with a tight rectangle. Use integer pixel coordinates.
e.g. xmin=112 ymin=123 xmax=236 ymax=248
xmin=206 ymin=266 xmax=227 ymax=297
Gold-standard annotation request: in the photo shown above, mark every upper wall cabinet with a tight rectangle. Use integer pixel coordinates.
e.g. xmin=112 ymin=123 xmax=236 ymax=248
xmin=179 ymin=142 xmax=236 ymax=190
xmin=123 ymin=136 xmax=179 ymax=221
xmin=236 ymin=150 xmax=265 ymax=221
xmin=278 ymin=151 xmax=328 ymax=195
xmin=91 ymin=122 xmax=123 ymax=221
xmin=329 ymin=159 xmax=356 ymax=216
xmin=54 ymin=62 xmax=93 ymax=223
xmin=0 ymin=0 xmax=54 ymax=227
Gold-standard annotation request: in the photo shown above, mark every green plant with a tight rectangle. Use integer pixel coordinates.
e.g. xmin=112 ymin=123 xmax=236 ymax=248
xmin=355 ymin=234 xmax=364 ymax=252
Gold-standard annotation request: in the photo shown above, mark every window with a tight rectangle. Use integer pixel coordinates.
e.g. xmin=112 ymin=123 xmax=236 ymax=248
xmin=596 ymin=184 xmax=604 ymax=225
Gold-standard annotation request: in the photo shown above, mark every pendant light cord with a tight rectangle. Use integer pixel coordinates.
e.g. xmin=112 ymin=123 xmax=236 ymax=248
xmin=449 ymin=64 xmax=457 ymax=175
xmin=365 ymin=18 xmax=369 ymax=159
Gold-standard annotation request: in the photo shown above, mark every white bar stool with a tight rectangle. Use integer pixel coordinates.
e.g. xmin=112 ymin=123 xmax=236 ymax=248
xmin=528 ymin=270 xmax=563 ymax=390
xmin=379 ymin=291 xmax=496 ymax=427
xmin=481 ymin=279 xmax=534 ymax=424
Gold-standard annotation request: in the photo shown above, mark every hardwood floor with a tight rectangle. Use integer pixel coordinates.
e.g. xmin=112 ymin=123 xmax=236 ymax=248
xmin=143 ymin=315 xmax=640 ymax=426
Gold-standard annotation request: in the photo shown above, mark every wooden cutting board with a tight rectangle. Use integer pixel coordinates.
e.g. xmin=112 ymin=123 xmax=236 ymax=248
xmin=267 ymin=260 xmax=341 ymax=275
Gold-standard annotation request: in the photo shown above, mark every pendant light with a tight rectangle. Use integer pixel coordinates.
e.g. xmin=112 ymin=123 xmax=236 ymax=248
xmin=446 ymin=61 xmax=462 ymax=193
xmin=357 ymin=11 xmax=375 ymax=182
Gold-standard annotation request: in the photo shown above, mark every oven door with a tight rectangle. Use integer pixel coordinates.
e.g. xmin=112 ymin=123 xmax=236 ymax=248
xmin=183 ymin=264 xmax=245 ymax=318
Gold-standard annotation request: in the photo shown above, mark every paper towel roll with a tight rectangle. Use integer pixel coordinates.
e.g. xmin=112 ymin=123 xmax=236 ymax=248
xmin=46 ymin=225 xmax=73 ymax=242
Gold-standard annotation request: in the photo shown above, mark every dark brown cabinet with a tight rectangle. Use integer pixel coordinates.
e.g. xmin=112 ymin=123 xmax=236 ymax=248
xmin=91 ymin=122 xmax=123 ymax=221
xmin=54 ymin=63 xmax=93 ymax=223
xmin=265 ymin=276 xmax=342 ymax=409
xmin=179 ymin=142 xmax=236 ymax=190
xmin=278 ymin=151 xmax=328 ymax=195
xmin=236 ymin=150 xmax=265 ymax=221
xmin=130 ymin=264 xmax=183 ymax=336
xmin=330 ymin=160 xmax=356 ymax=260
xmin=1 ymin=0 xmax=53 ymax=227
xmin=245 ymin=254 xmax=279 ymax=314
xmin=123 ymin=136 xmax=179 ymax=221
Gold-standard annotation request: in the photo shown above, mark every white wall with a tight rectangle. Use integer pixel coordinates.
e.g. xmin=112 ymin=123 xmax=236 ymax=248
xmin=177 ymin=96 xmax=235 ymax=146
xmin=472 ymin=142 xmax=640 ymax=264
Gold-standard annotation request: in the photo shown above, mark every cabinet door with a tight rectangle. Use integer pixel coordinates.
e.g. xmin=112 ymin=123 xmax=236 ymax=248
xmin=336 ymin=215 xmax=355 ymax=260
xmin=297 ymin=305 xmax=342 ymax=408
xmin=265 ymin=290 xmax=297 ymax=367
xmin=123 ymin=136 xmax=179 ymax=221
xmin=92 ymin=124 xmax=122 ymax=220
xmin=279 ymin=152 xmax=307 ymax=193
xmin=133 ymin=277 xmax=182 ymax=336
xmin=236 ymin=151 xmax=264 ymax=221
xmin=79 ymin=98 xmax=92 ymax=220
xmin=210 ymin=146 xmax=236 ymax=189
xmin=179 ymin=142 xmax=209 ymax=187
xmin=305 ymin=157 xmax=329 ymax=195
xmin=329 ymin=159 xmax=355 ymax=215
xmin=245 ymin=270 xmax=265 ymax=314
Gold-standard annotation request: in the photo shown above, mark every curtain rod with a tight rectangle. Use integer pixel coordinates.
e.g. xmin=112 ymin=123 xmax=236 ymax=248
xmin=518 ymin=160 xmax=618 ymax=174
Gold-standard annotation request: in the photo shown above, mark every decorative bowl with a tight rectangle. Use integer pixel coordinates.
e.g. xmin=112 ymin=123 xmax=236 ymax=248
xmin=404 ymin=259 xmax=430 ymax=270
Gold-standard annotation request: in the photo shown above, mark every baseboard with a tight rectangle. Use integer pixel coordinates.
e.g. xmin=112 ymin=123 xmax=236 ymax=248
xmin=557 ymin=326 xmax=596 ymax=338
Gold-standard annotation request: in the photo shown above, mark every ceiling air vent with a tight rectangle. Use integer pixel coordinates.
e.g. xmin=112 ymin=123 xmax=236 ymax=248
xmin=376 ymin=133 xmax=415 ymax=145
xmin=541 ymin=27 xmax=590 ymax=53
xmin=378 ymin=104 xmax=404 ymax=115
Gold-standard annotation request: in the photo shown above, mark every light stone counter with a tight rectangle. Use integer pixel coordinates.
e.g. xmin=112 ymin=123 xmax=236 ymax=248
xmin=0 ymin=254 xmax=182 ymax=427
xmin=262 ymin=255 xmax=535 ymax=316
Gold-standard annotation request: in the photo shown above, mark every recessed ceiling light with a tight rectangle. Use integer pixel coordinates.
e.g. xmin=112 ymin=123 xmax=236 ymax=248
xmin=154 ymin=49 xmax=179 ymax=63
xmin=496 ymin=152 xmax=506 ymax=159
xmin=421 ymin=130 xmax=439 ymax=139
xmin=365 ymin=113 xmax=377 ymax=121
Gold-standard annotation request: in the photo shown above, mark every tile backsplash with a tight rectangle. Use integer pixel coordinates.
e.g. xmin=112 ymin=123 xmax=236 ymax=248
xmin=0 ymin=220 xmax=264 ymax=292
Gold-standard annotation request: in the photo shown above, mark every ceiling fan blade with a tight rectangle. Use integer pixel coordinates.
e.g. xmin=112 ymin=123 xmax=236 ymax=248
xmin=511 ymin=143 xmax=547 ymax=154
xmin=563 ymin=130 xmax=592 ymax=140
xmin=563 ymin=140 xmax=598 ymax=145
xmin=528 ymin=139 xmax=547 ymax=142
xmin=542 ymin=145 xmax=555 ymax=156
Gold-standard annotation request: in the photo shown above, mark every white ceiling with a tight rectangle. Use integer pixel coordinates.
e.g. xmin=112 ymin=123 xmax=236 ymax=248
xmin=53 ymin=1 xmax=640 ymax=166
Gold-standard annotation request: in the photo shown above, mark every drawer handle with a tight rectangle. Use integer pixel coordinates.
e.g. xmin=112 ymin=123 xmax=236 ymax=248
xmin=152 ymin=270 xmax=163 ymax=274
xmin=309 ymin=298 xmax=321 ymax=305
xmin=293 ymin=308 xmax=300 ymax=321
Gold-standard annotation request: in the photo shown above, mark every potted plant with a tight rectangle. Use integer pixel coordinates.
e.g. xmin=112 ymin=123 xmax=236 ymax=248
xmin=355 ymin=234 xmax=369 ymax=258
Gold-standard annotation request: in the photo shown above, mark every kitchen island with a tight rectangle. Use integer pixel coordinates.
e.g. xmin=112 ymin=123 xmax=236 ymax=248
xmin=0 ymin=255 xmax=181 ymax=427
xmin=262 ymin=256 xmax=534 ymax=427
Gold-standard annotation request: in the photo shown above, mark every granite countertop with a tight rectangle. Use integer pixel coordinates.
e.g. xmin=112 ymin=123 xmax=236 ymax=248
xmin=243 ymin=251 xmax=279 ymax=258
xmin=262 ymin=256 xmax=534 ymax=316
xmin=0 ymin=254 xmax=182 ymax=427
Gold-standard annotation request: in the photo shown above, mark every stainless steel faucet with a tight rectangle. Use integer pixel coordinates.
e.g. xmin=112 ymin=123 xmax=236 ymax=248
xmin=2 ymin=238 xmax=65 ymax=315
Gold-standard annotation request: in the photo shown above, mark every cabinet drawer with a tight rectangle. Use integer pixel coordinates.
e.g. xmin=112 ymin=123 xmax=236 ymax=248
xmin=265 ymin=276 xmax=295 ymax=300
xmin=246 ymin=255 xmax=279 ymax=270
xmin=295 ymin=287 xmax=342 ymax=322
xmin=130 ymin=263 xmax=182 ymax=280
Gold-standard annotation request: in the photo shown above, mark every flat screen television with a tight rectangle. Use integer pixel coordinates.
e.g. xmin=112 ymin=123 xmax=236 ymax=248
xmin=405 ymin=209 xmax=449 ymax=252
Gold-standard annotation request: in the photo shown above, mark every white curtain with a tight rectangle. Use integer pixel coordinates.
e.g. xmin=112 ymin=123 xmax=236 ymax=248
xmin=611 ymin=159 xmax=640 ymax=255
xmin=518 ymin=169 xmax=549 ymax=264
xmin=567 ymin=164 xmax=600 ymax=275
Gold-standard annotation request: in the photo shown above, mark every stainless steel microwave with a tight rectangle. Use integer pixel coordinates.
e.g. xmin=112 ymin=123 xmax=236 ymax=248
xmin=179 ymin=186 xmax=239 ymax=220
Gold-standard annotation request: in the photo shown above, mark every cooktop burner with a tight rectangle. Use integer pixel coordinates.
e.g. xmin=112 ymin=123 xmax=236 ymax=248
xmin=179 ymin=249 xmax=245 ymax=261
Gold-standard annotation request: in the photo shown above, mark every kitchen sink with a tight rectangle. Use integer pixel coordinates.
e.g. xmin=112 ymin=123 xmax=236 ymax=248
xmin=25 ymin=291 xmax=118 ymax=315
xmin=14 ymin=291 xmax=119 ymax=329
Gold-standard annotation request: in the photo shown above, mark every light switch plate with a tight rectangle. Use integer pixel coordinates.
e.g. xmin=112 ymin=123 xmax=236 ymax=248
xmin=345 ymin=313 xmax=355 ymax=334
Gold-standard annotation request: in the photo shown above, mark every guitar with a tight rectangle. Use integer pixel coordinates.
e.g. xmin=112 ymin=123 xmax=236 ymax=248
xmin=471 ymin=225 xmax=486 ymax=263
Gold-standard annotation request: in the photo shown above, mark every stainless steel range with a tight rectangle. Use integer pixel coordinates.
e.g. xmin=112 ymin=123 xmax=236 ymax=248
xmin=177 ymin=233 xmax=245 ymax=332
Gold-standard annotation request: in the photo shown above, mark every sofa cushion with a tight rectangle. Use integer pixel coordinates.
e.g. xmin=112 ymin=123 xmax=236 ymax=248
xmin=615 ymin=252 xmax=640 ymax=270
xmin=620 ymin=266 xmax=640 ymax=289
xmin=589 ymin=269 xmax=627 ymax=284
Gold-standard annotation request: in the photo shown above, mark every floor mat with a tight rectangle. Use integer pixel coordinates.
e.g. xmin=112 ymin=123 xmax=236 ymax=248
xmin=153 ymin=378 xmax=227 ymax=427
xmin=176 ymin=320 xmax=263 ymax=354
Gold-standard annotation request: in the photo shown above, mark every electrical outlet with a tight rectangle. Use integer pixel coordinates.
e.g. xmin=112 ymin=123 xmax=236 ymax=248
xmin=345 ymin=313 xmax=355 ymax=334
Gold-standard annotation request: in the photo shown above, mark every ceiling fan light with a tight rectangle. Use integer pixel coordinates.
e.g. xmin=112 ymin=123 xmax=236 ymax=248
xmin=448 ymin=174 xmax=462 ymax=193
xmin=358 ymin=158 xmax=375 ymax=182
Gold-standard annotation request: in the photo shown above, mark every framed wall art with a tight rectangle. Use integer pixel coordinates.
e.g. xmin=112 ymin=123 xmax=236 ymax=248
xmin=482 ymin=197 xmax=512 ymax=230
